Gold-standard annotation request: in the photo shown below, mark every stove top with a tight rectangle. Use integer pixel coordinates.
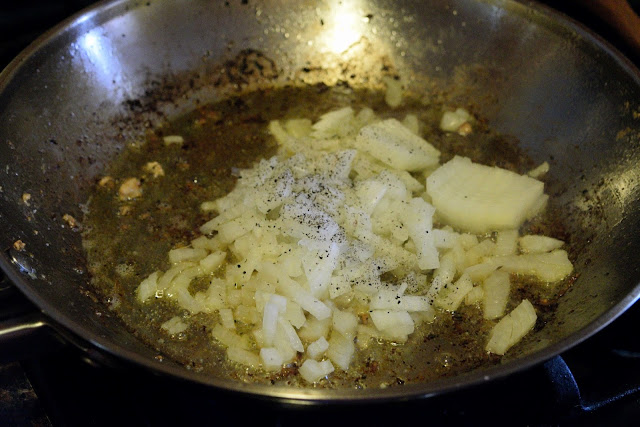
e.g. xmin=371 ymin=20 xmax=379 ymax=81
xmin=1 ymin=1 xmax=640 ymax=426
xmin=3 ymin=302 xmax=640 ymax=426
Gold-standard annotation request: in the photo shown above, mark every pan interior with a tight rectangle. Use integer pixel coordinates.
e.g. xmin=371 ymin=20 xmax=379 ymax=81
xmin=82 ymin=82 xmax=574 ymax=388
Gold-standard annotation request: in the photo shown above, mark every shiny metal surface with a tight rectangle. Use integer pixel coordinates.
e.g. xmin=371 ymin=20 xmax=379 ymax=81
xmin=1 ymin=0 xmax=640 ymax=402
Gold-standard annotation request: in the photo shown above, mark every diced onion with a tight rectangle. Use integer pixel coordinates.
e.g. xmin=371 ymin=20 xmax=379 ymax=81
xmin=135 ymin=104 xmax=573 ymax=383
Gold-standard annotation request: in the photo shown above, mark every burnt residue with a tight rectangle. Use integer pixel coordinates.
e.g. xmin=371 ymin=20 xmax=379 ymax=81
xmin=105 ymin=49 xmax=283 ymax=157
xmin=107 ymin=40 xmax=401 ymax=148
xmin=219 ymin=49 xmax=279 ymax=86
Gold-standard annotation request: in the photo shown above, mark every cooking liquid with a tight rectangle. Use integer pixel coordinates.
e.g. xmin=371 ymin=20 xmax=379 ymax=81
xmin=82 ymin=84 xmax=569 ymax=388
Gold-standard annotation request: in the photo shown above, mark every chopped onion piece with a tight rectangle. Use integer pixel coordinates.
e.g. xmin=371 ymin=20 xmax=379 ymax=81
xmin=519 ymin=235 xmax=564 ymax=254
xmin=260 ymin=347 xmax=284 ymax=371
xmin=299 ymin=359 xmax=334 ymax=383
xmin=486 ymin=300 xmax=537 ymax=355
xmin=307 ymin=337 xmax=330 ymax=360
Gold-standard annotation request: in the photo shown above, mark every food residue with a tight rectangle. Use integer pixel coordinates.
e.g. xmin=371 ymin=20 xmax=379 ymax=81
xmin=62 ymin=214 xmax=80 ymax=230
xmin=118 ymin=178 xmax=143 ymax=201
xmin=98 ymin=176 xmax=115 ymax=188
xmin=144 ymin=161 xmax=165 ymax=178
xmin=163 ymin=135 xmax=185 ymax=146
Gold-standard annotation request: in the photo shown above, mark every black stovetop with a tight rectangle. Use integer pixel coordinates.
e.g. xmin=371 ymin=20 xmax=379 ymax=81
xmin=3 ymin=296 xmax=640 ymax=426
xmin=1 ymin=1 xmax=640 ymax=426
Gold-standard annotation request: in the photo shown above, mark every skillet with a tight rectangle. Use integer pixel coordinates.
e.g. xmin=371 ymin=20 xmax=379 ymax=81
xmin=1 ymin=0 xmax=640 ymax=403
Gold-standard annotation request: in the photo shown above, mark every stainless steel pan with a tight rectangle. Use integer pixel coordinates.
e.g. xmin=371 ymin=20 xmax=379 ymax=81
xmin=1 ymin=0 xmax=640 ymax=402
